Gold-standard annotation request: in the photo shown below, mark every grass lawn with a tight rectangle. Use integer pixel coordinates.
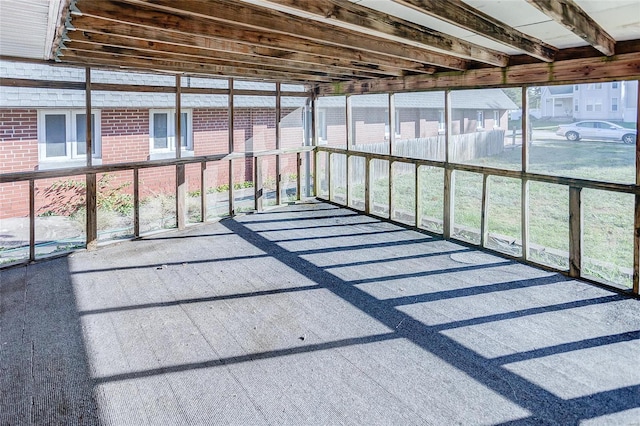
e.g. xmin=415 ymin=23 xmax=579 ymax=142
xmin=343 ymin=138 xmax=635 ymax=288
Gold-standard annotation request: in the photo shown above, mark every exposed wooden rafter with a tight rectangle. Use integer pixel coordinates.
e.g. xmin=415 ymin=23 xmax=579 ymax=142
xmin=66 ymin=33 xmax=399 ymax=80
xmin=525 ymin=0 xmax=616 ymax=56
xmin=393 ymin=0 xmax=558 ymax=62
xmin=241 ymin=0 xmax=509 ymax=67
xmin=73 ymin=0 xmax=468 ymax=71
xmin=62 ymin=50 xmax=339 ymax=83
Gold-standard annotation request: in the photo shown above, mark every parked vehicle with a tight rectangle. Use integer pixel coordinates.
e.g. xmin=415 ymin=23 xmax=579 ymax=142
xmin=556 ymin=120 xmax=637 ymax=144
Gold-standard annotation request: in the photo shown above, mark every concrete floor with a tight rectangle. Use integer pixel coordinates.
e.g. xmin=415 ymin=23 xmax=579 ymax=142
xmin=1 ymin=201 xmax=639 ymax=425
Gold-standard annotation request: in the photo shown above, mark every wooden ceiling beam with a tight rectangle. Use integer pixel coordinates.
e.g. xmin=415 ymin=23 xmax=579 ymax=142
xmin=71 ymin=18 xmax=429 ymax=77
xmin=71 ymin=15 xmax=440 ymax=76
xmin=61 ymin=50 xmax=340 ymax=83
xmin=67 ymin=32 xmax=398 ymax=79
xmin=242 ymin=0 xmax=508 ymax=67
xmin=74 ymin=0 xmax=470 ymax=70
xmin=393 ymin=0 xmax=557 ymax=62
xmin=65 ymin=42 xmax=366 ymax=80
xmin=315 ymin=51 xmax=640 ymax=95
xmin=525 ymin=0 xmax=616 ymax=56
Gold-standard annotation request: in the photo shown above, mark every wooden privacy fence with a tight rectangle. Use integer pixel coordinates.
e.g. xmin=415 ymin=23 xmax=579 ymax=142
xmin=338 ymin=130 xmax=506 ymax=183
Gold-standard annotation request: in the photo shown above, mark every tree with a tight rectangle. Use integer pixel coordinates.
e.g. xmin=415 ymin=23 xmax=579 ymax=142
xmin=527 ymin=87 xmax=542 ymax=109
xmin=501 ymin=88 xmax=522 ymax=106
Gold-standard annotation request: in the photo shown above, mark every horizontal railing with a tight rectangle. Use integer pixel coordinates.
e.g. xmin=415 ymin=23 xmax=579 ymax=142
xmin=316 ymin=145 xmax=640 ymax=297
xmin=0 ymin=146 xmax=313 ymax=267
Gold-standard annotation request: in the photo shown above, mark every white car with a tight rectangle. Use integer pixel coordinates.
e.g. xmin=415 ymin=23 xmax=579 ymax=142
xmin=556 ymin=120 xmax=637 ymax=144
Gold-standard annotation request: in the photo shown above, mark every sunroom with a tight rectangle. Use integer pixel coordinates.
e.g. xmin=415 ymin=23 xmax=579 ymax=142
xmin=1 ymin=1 xmax=639 ymax=424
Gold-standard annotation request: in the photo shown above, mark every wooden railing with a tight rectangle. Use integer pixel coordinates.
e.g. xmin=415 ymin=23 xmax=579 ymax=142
xmin=315 ymin=145 xmax=640 ymax=296
xmin=0 ymin=146 xmax=314 ymax=265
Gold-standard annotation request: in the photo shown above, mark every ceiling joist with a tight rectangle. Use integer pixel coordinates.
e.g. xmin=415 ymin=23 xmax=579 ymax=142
xmin=69 ymin=17 xmax=435 ymax=77
xmin=525 ymin=0 xmax=616 ymax=56
xmin=240 ymin=0 xmax=509 ymax=67
xmin=62 ymin=49 xmax=339 ymax=83
xmin=74 ymin=0 xmax=469 ymax=71
xmin=66 ymin=32 xmax=402 ymax=80
xmin=393 ymin=0 xmax=558 ymax=62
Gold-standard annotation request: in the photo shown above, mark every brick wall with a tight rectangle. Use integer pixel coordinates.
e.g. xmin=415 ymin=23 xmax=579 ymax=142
xmin=0 ymin=109 xmax=38 ymax=172
xmin=0 ymin=106 xmax=305 ymax=219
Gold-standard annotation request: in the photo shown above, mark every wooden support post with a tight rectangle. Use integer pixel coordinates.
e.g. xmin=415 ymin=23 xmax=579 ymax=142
xmin=85 ymin=67 xmax=92 ymax=167
xmin=634 ymin=82 xmax=640 ymax=295
xmin=522 ymin=86 xmax=529 ymax=173
xmin=133 ymin=168 xmax=140 ymax=237
xmin=444 ymin=90 xmax=451 ymax=164
xmin=388 ymin=94 xmax=395 ymax=219
xmin=228 ymin=78 xmax=235 ymax=216
xmin=255 ymin=157 xmax=263 ymax=212
xmin=389 ymin=160 xmax=394 ymax=220
xmin=415 ymin=165 xmax=421 ymax=228
xmin=310 ymin=95 xmax=317 ymax=198
xmin=481 ymin=174 xmax=490 ymax=247
xmin=346 ymin=154 xmax=352 ymax=207
xmin=345 ymin=96 xmax=351 ymax=206
xmin=229 ymin=160 xmax=235 ymax=216
xmin=569 ymin=186 xmax=582 ymax=278
xmin=328 ymin=153 xmax=333 ymax=201
xmin=522 ymin=179 xmax=530 ymax=260
xmin=175 ymin=74 xmax=182 ymax=159
xmin=521 ymin=87 xmax=530 ymax=260
xmin=86 ymin=173 xmax=97 ymax=250
xmin=314 ymin=151 xmax=320 ymax=198
xmin=443 ymin=168 xmax=454 ymax=239
xmin=29 ymin=179 xmax=35 ymax=261
xmin=365 ymin=157 xmax=371 ymax=214
xmin=276 ymin=82 xmax=282 ymax=205
xmin=634 ymin=194 xmax=640 ymax=294
xmin=201 ymin=161 xmax=207 ymax=222
xmin=388 ymin=93 xmax=395 ymax=155
xmin=296 ymin=152 xmax=302 ymax=201
xmin=176 ymin=164 xmax=186 ymax=230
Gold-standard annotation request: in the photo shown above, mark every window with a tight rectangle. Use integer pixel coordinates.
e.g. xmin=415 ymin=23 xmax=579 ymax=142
xmin=586 ymin=99 xmax=594 ymax=112
xmin=476 ymin=110 xmax=484 ymax=130
xmin=595 ymin=83 xmax=603 ymax=89
xmin=612 ymin=97 xmax=618 ymax=112
xmin=493 ymin=110 xmax=500 ymax=128
xmin=594 ymin=100 xmax=602 ymax=112
xmin=574 ymin=85 xmax=579 ymax=91
xmin=38 ymin=110 xmax=101 ymax=167
xmin=612 ymin=82 xmax=619 ymax=89
xmin=149 ymin=109 xmax=192 ymax=158
xmin=574 ymin=100 xmax=579 ymax=112
xmin=438 ymin=110 xmax=445 ymax=133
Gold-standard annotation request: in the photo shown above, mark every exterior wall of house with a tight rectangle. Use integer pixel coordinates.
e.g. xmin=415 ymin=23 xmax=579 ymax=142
xmin=538 ymin=81 xmax=638 ymax=122
xmin=0 ymin=106 xmax=303 ymax=218
xmin=574 ymin=83 xmax=623 ymax=120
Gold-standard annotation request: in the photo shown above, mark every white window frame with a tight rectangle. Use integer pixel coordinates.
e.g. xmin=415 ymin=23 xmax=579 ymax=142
xmin=586 ymin=99 xmax=594 ymax=112
xmin=594 ymin=100 xmax=602 ymax=112
xmin=493 ymin=110 xmax=500 ymax=129
xmin=612 ymin=97 xmax=618 ymax=112
xmin=149 ymin=109 xmax=193 ymax=158
xmin=37 ymin=109 xmax=101 ymax=167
